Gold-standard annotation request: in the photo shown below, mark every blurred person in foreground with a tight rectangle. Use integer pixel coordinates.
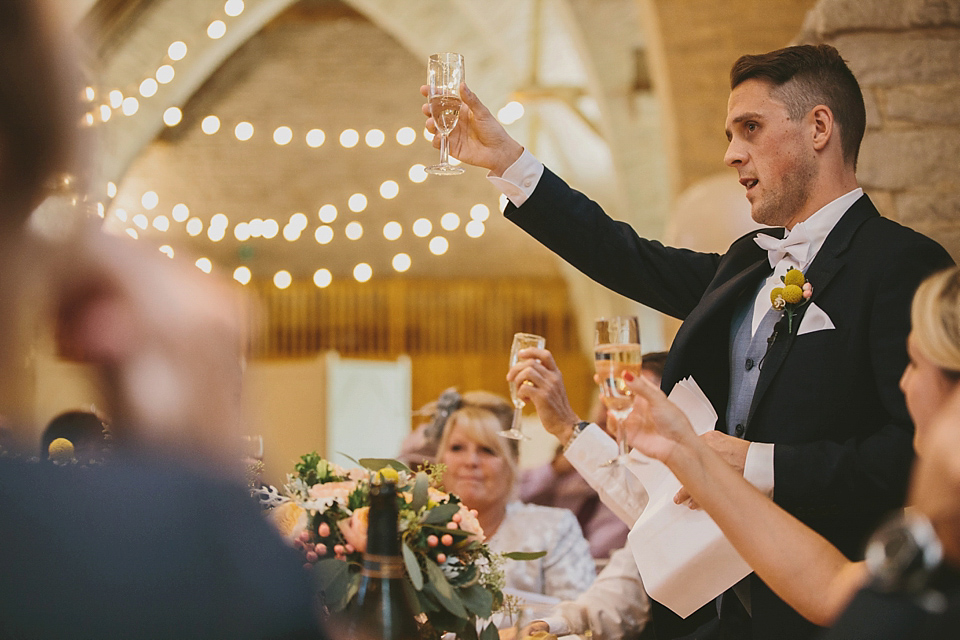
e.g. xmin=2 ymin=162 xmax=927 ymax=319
xmin=434 ymin=390 xmax=596 ymax=601
xmin=520 ymin=352 xmax=668 ymax=562
xmin=0 ymin=2 xmax=325 ymax=637
xmin=621 ymin=266 xmax=960 ymax=638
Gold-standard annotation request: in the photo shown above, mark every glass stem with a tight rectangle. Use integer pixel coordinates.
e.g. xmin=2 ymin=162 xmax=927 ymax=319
xmin=511 ymin=405 xmax=523 ymax=432
xmin=439 ymin=133 xmax=449 ymax=166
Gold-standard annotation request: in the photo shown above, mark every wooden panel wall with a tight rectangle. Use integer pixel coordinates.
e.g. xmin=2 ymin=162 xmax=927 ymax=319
xmin=249 ymin=278 xmax=595 ymax=424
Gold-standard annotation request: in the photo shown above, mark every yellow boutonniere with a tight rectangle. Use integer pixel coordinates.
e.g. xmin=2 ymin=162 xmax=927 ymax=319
xmin=770 ymin=267 xmax=813 ymax=334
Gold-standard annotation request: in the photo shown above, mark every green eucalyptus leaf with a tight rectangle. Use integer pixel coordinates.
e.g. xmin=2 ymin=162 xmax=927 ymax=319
xmin=357 ymin=458 xmax=411 ymax=473
xmin=411 ymin=471 xmax=429 ymax=511
xmin=402 ymin=542 xmax=424 ymax=590
xmin=422 ymin=502 xmax=460 ymax=524
xmin=502 ymin=550 xmax=547 ymax=561
xmin=424 ymin=559 xmax=467 ymax=618
xmin=314 ymin=558 xmax=358 ymax=612
xmin=423 ymin=581 xmax=468 ymax=619
xmin=402 ymin=579 xmax=424 ymax=615
xmin=458 ymin=583 xmax=494 ymax=618
xmin=479 ymin=621 xmax=500 ymax=640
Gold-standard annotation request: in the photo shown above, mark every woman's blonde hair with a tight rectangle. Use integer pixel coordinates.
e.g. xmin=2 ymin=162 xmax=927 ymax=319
xmin=436 ymin=391 xmax=519 ymax=490
xmin=911 ymin=267 xmax=960 ymax=375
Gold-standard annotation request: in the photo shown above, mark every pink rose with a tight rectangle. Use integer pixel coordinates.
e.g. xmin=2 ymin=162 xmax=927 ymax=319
xmin=456 ymin=505 xmax=484 ymax=541
xmin=308 ymin=480 xmax=357 ymax=504
xmin=337 ymin=506 xmax=370 ymax=553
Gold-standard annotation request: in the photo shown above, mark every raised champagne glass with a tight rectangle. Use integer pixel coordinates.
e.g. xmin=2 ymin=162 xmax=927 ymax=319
xmin=594 ymin=316 xmax=642 ymax=466
xmin=425 ymin=52 xmax=465 ymax=176
xmin=502 ymin=332 xmax=546 ymax=440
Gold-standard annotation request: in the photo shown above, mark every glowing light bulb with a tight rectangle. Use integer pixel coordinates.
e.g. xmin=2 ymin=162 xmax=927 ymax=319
xmin=202 ymin=115 xmax=221 ymax=134
xmin=412 ymin=218 xmax=432 ymax=237
xmin=168 ymin=41 xmax=187 ymax=61
xmin=121 ymin=97 xmax=139 ymax=116
xmin=408 ymin=164 xmax=427 ymax=183
xmin=172 ymin=203 xmax=189 ymax=221
xmin=208 ymin=226 xmax=226 ymax=242
xmin=263 ymin=219 xmax=279 ymax=239
xmin=470 ymin=204 xmax=490 ymax=221
xmin=99 ymin=105 xmax=112 ymax=122
xmin=441 ymin=212 xmax=460 ymax=231
xmin=109 ymin=90 xmax=123 ymax=108
xmin=353 ymin=263 xmax=372 ymax=283
xmin=348 ymin=193 xmax=367 ymax=213
xmin=186 ymin=217 xmax=203 ymax=236
xmin=273 ymin=126 xmax=293 ymax=145
xmin=141 ymin=191 xmax=159 ymax=210
xmin=379 ymin=180 xmax=399 ymax=200
xmin=107 ymin=182 xmax=117 ymax=198
xmin=233 ymin=266 xmax=251 ymax=284
xmin=315 ymin=226 xmax=333 ymax=244
xmin=396 ymin=127 xmax=416 ymax=145
xmin=139 ymin=78 xmax=158 ymax=98
xmin=345 ymin=221 xmax=363 ymax=240
xmin=392 ymin=253 xmax=411 ymax=272
xmin=224 ymin=0 xmax=245 ymax=17
xmin=318 ymin=204 xmax=337 ymax=223
xmin=365 ymin=129 xmax=385 ymax=148
xmin=339 ymin=129 xmax=359 ymax=148
xmin=196 ymin=257 xmax=213 ymax=273
xmin=234 ymin=222 xmax=251 ymax=241
xmin=152 ymin=215 xmax=170 ymax=231
xmin=423 ymin=128 xmax=435 ymax=142
xmin=159 ymin=245 xmax=174 ymax=258
xmin=163 ymin=107 xmax=182 ymax=126
xmin=465 ymin=220 xmax=485 ymax=238
xmin=234 ymin=121 xmax=254 ymax=141
xmin=156 ymin=65 xmax=175 ymax=84
xmin=306 ymin=129 xmax=325 ymax=147
xmin=429 ymin=236 xmax=449 ymax=255
xmin=133 ymin=214 xmax=148 ymax=230
xmin=207 ymin=20 xmax=227 ymax=39
xmin=274 ymin=270 xmax=292 ymax=289
xmin=313 ymin=269 xmax=332 ymax=288
xmin=383 ymin=221 xmax=402 ymax=240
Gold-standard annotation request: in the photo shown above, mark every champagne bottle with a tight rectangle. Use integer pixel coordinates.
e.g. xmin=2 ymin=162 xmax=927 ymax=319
xmin=343 ymin=481 xmax=419 ymax=640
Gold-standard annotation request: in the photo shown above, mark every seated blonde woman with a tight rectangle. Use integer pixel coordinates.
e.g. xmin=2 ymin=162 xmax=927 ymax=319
xmin=623 ymin=267 xmax=960 ymax=637
xmin=435 ymin=390 xmax=596 ymax=601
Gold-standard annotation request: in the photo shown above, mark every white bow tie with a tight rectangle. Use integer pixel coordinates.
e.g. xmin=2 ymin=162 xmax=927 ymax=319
xmin=753 ymin=228 xmax=811 ymax=268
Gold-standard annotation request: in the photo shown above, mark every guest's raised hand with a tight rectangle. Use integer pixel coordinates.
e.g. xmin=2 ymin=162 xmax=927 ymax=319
xmin=506 ymin=347 xmax=579 ymax=441
xmin=420 ymin=82 xmax=524 ymax=175
xmin=621 ymin=371 xmax=698 ymax=462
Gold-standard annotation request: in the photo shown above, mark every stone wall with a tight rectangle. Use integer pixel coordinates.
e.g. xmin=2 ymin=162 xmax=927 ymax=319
xmin=800 ymin=0 xmax=960 ymax=259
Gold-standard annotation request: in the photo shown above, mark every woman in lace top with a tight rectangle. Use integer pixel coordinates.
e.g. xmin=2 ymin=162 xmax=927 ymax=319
xmin=435 ymin=392 xmax=596 ymax=601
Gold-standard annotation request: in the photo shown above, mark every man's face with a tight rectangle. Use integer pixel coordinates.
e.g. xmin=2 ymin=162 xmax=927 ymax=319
xmin=724 ymin=78 xmax=817 ymax=229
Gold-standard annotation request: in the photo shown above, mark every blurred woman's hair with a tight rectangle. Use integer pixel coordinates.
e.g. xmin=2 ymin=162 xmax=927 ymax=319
xmin=912 ymin=267 xmax=960 ymax=376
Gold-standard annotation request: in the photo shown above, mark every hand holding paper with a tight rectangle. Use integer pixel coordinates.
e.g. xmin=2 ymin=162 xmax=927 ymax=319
xmin=621 ymin=374 xmax=752 ymax=617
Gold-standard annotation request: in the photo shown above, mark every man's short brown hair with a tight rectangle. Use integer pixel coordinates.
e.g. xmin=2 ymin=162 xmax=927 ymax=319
xmin=731 ymin=44 xmax=866 ymax=169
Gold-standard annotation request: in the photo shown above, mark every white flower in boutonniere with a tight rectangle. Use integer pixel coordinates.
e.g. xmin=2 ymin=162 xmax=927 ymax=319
xmin=769 ymin=267 xmax=814 ymax=334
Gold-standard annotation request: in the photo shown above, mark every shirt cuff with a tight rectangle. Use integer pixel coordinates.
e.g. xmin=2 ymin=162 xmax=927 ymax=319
xmin=541 ymin=616 xmax=570 ymax=637
xmin=486 ymin=148 xmax=544 ymax=207
xmin=744 ymin=442 xmax=774 ymax=497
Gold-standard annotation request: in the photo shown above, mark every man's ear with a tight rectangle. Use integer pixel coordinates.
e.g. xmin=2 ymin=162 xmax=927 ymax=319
xmin=810 ymin=104 xmax=834 ymax=152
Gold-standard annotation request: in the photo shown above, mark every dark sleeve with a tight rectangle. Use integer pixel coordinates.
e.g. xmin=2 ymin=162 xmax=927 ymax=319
xmin=774 ymin=238 xmax=954 ymax=520
xmin=505 ymin=167 xmax=723 ymax=320
xmin=819 ymin=584 xmax=960 ymax=640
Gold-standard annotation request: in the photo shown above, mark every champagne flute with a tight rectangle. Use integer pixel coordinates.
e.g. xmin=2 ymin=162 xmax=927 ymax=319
xmin=594 ymin=316 xmax=642 ymax=466
xmin=502 ymin=332 xmax=546 ymax=440
xmin=425 ymin=52 xmax=465 ymax=176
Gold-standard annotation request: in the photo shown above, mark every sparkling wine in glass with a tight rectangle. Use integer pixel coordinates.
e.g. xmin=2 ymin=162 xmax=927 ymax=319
xmin=502 ymin=332 xmax=546 ymax=440
xmin=426 ymin=52 xmax=465 ymax=176
xmin=594 ymin=316 xmax=642 ymax=466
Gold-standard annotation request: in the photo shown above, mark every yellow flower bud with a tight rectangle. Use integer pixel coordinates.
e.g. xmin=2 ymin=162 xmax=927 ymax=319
xmin=783 ymin=268 xmax=805 ymax=287
xmin=48 ymin=438 xmax=74 ymax=463
xmin=782 ymin=284 xmax=804 ymax=304
xmin=770 ymin=287 xmax=784 ymax=306
xmin=377 ymin=467 xmax=400 ymax=484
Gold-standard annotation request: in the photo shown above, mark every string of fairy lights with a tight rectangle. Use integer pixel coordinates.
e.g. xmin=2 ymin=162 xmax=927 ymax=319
xmin=82 ymin=0 xmax=526 ymax=290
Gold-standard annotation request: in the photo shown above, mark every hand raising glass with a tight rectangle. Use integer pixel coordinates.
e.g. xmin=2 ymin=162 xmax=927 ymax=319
xmin=502 ymin=332 xmax=546 ymax=440
xmin=594 ymin=316 xmax=642 ymax=466
xmin=425 ymin=52 xmax=464 ymax=175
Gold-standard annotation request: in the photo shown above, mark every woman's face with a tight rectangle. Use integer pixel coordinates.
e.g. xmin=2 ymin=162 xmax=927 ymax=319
xmin=440 ymin=421 xmax=512 ymax=515
xmin=901 ymin=332 xmax=959 ymax=455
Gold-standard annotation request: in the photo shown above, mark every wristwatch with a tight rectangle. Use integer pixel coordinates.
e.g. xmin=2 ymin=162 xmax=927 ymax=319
xmin=864 ymin=509 xmax=943 ymax=595
xmin=562 ymin=420 xmax=591 ymax=453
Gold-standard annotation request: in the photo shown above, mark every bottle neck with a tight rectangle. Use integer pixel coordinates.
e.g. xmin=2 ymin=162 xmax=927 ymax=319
xmin=365 ymin=481 xmax=401 ymax=557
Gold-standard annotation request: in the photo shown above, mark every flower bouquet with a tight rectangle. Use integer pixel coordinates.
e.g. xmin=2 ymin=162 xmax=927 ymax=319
xmin=255 ymin=453 xmax=537 ymax=639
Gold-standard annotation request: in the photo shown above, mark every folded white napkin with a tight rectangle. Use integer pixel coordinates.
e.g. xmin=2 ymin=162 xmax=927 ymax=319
xmin=627 ymin=377 xmax=752 ymax=618
xmin=797 ymin=301 xmax=835 ymax=335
